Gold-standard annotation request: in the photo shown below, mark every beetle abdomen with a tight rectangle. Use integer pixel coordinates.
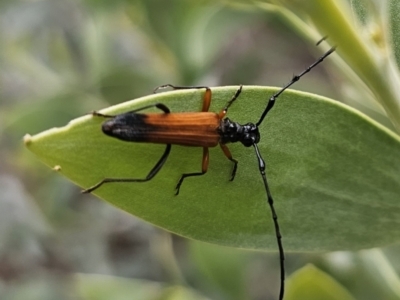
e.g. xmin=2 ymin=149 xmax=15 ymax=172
xmin=102 ymin=112 xmax=221 ymax=147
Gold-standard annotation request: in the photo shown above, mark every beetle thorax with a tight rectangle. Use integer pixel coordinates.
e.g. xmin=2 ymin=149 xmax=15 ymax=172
xmin=218 ymin=118 xmax=260 ymax=147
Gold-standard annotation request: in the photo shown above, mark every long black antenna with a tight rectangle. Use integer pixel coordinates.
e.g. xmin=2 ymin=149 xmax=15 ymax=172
xmin=253 ymin=143 xmax=285 ymax=300
xmin=256 ymin=47 xmax=336 ymax=127
xmin=253 ymin=46 xmax=336 ymax=300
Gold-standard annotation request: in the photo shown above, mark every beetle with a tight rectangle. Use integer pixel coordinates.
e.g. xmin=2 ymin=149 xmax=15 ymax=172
xmin=83 ymin=47 xmax=336 ymax=300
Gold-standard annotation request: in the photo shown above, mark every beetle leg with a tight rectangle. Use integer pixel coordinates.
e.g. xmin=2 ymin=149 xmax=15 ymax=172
xmin=218 ymin=85 xmax=243 ymax=119
xmin=153 ymin=84 xmax=211 ymax=112
xmin=219 ymin=143 xmax=238 ymax=181
xmin=82 ymin=144 xmax=172 ymax=193
xmin=92 ymin=103 xmax=171 ymax=119
xmin=175 ymin=147 xmax=209 ymax=195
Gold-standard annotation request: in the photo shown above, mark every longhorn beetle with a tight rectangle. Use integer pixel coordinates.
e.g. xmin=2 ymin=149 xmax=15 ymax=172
xmin=83 ymin=47 xmax=336 ymax=300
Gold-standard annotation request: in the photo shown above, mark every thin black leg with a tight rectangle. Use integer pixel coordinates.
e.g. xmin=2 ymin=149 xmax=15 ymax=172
xmin=153 ymin=84 xmax=210 ymax=93
xmin=175 ymin=171 xmax=206 ymax=196
xmin=219 ymin=143 xmax=238 ymax=181
xmin=222 ymin=85 xmax=243 ymax=113
xmin=82 ymin=144 xmax=172 ymax=193
xmin=253 ymin=144 xmax=285 ymax=300
xmin=175 ymin=147 xmax=209 ymax=195
xmin=153 ymin=84 xmax=212 ymax=112
xmin=91 ymin=111 xmax=114 ymax=118
xmin=92 ymin=103 xmax=170 ymax=119
xmin=218 ymin=85 xmax=243 ymax=118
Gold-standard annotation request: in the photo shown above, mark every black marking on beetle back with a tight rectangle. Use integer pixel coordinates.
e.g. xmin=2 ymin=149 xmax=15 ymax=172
xmin=102 ymin=113 xmax=153 ymax=143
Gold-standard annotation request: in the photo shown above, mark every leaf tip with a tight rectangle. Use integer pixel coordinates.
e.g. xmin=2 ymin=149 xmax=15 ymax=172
xmin=53 ymin=165 xmax=62 ymax=172
xmin=23 ymin=134 xmax=32 ymax=146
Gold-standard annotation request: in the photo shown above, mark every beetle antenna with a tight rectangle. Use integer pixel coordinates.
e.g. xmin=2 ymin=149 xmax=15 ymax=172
xmin=256 ymin=47 xmax=336 ymax=127
xmin=253 ymin=143 xmax=285 ymax=300
xmin=316 ymin=36 xmax=328 ymax=46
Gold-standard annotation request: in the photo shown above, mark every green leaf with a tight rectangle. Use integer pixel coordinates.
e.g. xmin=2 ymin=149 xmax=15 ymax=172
xmin=359 ymin=249 xmax=400 ymax=298
xmin=389 ymin=0 xmax=400 ymax=69
xmin=25 ymin=86 xmax=400 ymax=252
xmin=160 ymin=286 xmax=210 ymax=300
xmin=189 ymin=241 xmax=251 ymax=300
xmin=74 ymin=273 xmax=209 ymax=300
xmin=349 ymin=0 xmax=368 ymax=25
xmin=285 ymin=264 xmax=356 ymax=300
xmin=75 ymin=274 xmax=164 ymax=300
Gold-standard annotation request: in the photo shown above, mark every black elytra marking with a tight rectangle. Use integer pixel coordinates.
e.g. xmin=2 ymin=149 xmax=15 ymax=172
xmin=102 ymin=113 xmax=151 ymax=142
xmin=83 ymin=47 xmax=336 ymax=300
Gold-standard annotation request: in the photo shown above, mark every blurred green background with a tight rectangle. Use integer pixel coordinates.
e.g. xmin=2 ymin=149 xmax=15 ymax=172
xmin=1 ymin=0 xmax=399 ymax=299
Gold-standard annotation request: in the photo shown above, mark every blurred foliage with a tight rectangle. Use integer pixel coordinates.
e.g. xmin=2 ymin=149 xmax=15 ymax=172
xmin=1 ymin=0 xmax=400 ymax=300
